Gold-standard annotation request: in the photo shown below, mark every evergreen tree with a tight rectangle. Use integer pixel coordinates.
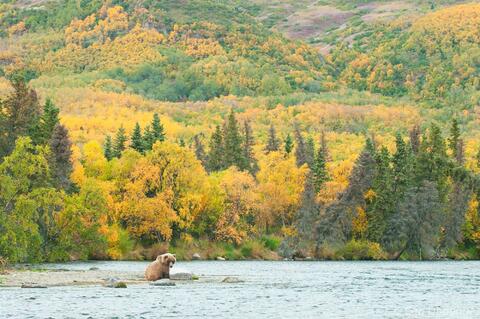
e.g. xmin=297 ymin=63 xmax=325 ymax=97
xmin=416 ymin=123 xmax=449 ymax=201
xmin=367 ymin=146 xmax=394 ymax=243
xmin=151 ymin=113 xmax=165 ymax=143
xmin=312 ymin=135 xmax=329 ymax=193
xmin=296 ymin=174 xmax=318 ymax=242
xmin=386 ymin=181 xmax=442 ymax=259
xmin=317 ymin=138 xmax=377 ymax=245
xmin=223 ymin=110 xmax=244 ymax=169
xmin=193 ymin=134 xmax=207 ymax=167
xmin=104 ymin=135 xmax=113 ymax=161
xmin=444 ymin=182 xmax=471 ymax=248
xmin=31 ymin=98 xmax=60 ymax=145
xmin=130 ymin=122 xmax=144 ymax=153
xmin=243 ymin=120 xmax=258 ymax=174
xmin=284 ymin=133 xmax=293 ymax=155
xmin=143 ymin=125 xmax=155 ymax=151
xmin=392 ymin=133 xmax=413 ymax=196
xmin=206 ymin=125 xmax=225 ymax=172
xmin=305 ymin=136 xmax=315 ymax=167
xmin=0 ymin=78 xmax=41 ymax=157
xmin=294 ymin=127 xmax=308 ymax=167
xmin=265 ymin=124 xmax=280 ymax=154
xmin=49 ymin=124 xmax=73 ymax=190
xmin=448 ymin=118 xmax=460 ymax=158
xmin=113 ymin=126 xmax=127 ymax=158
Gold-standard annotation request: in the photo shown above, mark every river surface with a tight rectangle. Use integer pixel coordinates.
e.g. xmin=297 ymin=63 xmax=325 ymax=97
xmin=1 ymin=261 xmax=480 ymax=318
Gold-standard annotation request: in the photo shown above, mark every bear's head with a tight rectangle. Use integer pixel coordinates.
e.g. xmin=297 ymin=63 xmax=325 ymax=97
xmin=157 ymin=253 xmax=176 ymax=268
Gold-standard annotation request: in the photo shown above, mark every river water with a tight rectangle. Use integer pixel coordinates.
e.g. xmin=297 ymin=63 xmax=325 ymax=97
xmin=1 ymin=261 xmax=480 ymax=318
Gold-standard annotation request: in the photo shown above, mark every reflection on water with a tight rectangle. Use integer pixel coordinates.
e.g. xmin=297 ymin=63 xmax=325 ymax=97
xmin=1 ymin=261 xmax=480 ymax=318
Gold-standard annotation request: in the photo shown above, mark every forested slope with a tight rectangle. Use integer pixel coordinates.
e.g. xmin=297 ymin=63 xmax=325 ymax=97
xmin=0 ymin=0 xmax=480 ymax=263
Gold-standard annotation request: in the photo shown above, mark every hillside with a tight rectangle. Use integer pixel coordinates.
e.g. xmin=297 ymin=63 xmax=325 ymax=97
xmin=1 ymin=1 xmax=480 ymax=263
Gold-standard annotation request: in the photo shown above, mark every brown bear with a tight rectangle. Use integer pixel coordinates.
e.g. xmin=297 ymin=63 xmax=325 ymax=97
xmin=145 ymin=253 xmax=176 ymax=281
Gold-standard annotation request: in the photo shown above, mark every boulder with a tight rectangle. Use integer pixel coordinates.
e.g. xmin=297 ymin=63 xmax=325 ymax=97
xmin=192 ymin=253 xmax=201 ymax=260
xmin=221 ymin=277 xmax=244 ymax=283
xmin=89 ymin=267 xmax=99 ymax=271
xmin=216 ymin=256 xmax=226 ymax=261
xmin=170 ymin=271 xmax=194 ymax=280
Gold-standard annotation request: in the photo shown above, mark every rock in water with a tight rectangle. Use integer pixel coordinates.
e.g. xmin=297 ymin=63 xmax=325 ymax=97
xmin=21 ymin=283 xmax=47 ymax=288
xmin=170 ymin=271 xmax=194 ymax=280
xmin=216 ymin=256 xmax=226 ymax=261
xmin=222 ymin=277 xmax=244 ymax=283
xmin=192 ymin=253 xmax=201 ymax=260
xmin=150 ymin=280 xmax=176 ymax=287
xmin=89 ymin=267 xmax=99 ymax=271
xmin=103 ymin=277 xmax=127 ymax=288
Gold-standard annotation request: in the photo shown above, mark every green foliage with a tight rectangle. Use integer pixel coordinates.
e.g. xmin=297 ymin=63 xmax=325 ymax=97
xmin=49 ymin=124 xmax=73 ymax=190
xmin=0 ymin=79 xmax=41 ymax=157
xmin=335 ymin=240 xmax=387 ymax=260
xmin=104 ymin=135 xmax=113 ymax=161
xmin=284 ymin=133 xmax=293 ymax=155
xmin=130 ymin=122 xmax=144 ymax=153
xmin=261 ymin=235 xmax=281 ymax=251
xmin=113 ymin=126 xmax=127 ymax=158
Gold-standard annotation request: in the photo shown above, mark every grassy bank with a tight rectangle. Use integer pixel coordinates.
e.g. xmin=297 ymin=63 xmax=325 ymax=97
xmin=118 ymin=236 xmax=282 ymax=261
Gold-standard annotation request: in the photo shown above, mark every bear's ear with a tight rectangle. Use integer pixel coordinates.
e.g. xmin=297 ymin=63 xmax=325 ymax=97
xmin=173 ymin=254 xmax=176 ymax=258
xmin=160 ymin=255 xmax=167 ymax=263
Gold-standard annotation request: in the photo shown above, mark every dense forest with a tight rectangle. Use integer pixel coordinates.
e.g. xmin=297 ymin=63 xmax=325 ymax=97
xmin=1 ymin=0 xmax=480 ymax=263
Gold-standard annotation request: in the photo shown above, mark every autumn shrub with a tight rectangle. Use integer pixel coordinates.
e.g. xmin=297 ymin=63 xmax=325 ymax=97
xmin=240 ymin=240 xmax=269 ymax=259
xmin=335 ymin=240 xmax=387 ymax=260
xmin=315 ymin=244 xmax=337 ymax=260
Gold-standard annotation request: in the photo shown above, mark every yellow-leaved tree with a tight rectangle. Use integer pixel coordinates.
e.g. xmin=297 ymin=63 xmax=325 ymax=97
xmin=256 ymin=152 xmax=308 ymax=234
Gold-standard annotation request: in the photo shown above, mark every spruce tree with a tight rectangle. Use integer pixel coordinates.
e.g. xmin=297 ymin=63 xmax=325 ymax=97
xmin=0 ymin=78 xmax=41 ymax=157
xmin=49 ymin=124 xmax=73 ymax=190
xmin=392 ymin=133 xmax=413 ymax=196
xmin=104 ymin=135 xmax=113 ymax=161
xmin=316 ymin=137 xmax=377 ymax=245
xmin=284 ymin=133 xmax=293 ymax=155
xmin=223 ymin=110 xmax=244 ymax=169
xmin=130 ymin=122 xmax=144 ymax=153
xmin=243 ymin=120 xmax=258 ymax=174
xmin=193 ymin=134 xmax=207 ymax=167
xmin=305 ymin=136 xmax=315 ymax=167
xmin=296 ymin=174 xmax=318 ymax=242
xmin=31 ymin=98 xmax=60 ymax=145
xmin=265 ymin=124 xmax=280 ymax=154
xmin=206 ymin=125 xmax=225 ymax=172
xmin=152 ymin=113 xmax=165 ymax=142
xmin=313 ymin=136 xmax=329 ymax=193
xmin=143 ymin=125 xmax=155 ymax=151
xmin=448 ymin=118 xmax=460 ymax=158
xmin=294 ymin=127 xmax=308 ymax=167
xmin=367 ymin=146 xmax=394 ymax=243
xmin=113 ymin=126 xmax=127 ymax=158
